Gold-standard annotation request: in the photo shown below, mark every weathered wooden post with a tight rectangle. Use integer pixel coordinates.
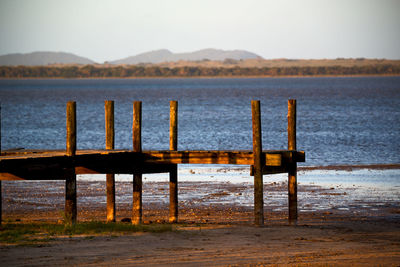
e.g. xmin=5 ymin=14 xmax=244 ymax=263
xmin=105 ymin=100 xmax=116 ymax=222
xmin=169 ymin=101 xmax=178 ymax=223
xmin=66 ymin=101 xmax=77 ymax=224
xmin=288 ymin=99 xmax=298 ymax=224
xmin=132 ymin=101 xmax=142 ymax=224
xmin=252 ymin=100 xmax=264 ymax=226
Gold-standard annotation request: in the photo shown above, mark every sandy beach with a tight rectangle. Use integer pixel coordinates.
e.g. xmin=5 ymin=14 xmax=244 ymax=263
xmin=0 ymin=166 xmax=399 ymax=266
xmin=1 ymin=216 xmax=399 ymax=266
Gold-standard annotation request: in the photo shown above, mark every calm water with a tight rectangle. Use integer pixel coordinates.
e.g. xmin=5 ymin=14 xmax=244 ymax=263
xmin=1 ymin=77 xmax=399 ymax=166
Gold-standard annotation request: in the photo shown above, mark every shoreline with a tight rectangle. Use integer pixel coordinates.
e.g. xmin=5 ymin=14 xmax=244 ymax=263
xmin=298 ymin=163 xmax=400 ymax=171
xmin=2 ymin=167 xmax=399 ymax=223
xmin=1 ymin=74 xmax=400 ymax=80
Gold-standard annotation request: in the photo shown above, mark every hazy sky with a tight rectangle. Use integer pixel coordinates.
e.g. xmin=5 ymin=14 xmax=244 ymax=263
xmin=1 ymin=0 xmax=399 ymax=62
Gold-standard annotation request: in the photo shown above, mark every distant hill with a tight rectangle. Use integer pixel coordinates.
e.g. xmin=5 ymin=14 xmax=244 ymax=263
xmin=111 ymin=48 xmax=261 ymax=64
xmin=0 ymin=51 xmax=95 ymax=66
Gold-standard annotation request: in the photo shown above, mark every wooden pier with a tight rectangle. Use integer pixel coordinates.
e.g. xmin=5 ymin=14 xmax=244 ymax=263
xmin=0 ymin=100 xmax=305 ymax=226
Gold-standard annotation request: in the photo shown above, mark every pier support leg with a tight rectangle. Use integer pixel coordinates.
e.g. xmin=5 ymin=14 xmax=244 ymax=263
xmin=105 ymin=101 xmax=115 ymax=222
xmin=169 ymin=165 xmax=178 ymax=223
xmin=65 ymin=101 xmax=77 ymax=224
xmin=132 ymin=174 xmax=142 ymax=224
xmin=288 ymin=163 xmax=297 ymax=224
xmin=169 ymin=101 xmax=178 ymax=223
xmin=106 ymin=174 xmax=115 ymax=222
xmin=252 ymin=100 xmax=264 ymax=226
xmin=288 ymin=99 xmax=298 ymax=224
xmin=65 ymin=169 xmax=77 ymax=224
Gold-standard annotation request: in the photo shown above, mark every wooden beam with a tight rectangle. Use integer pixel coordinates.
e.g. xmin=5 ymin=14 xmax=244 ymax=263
xmin=0 ymin=173 xmax=27 ymax=180
xmin=132 ymin=101 xmax=142 ymax=225
xmin=65 ymin=101 xmax=77 ymax=224
xmin=250 ymin=151 xmax=305 ymax=176
xmin=288 ymin=99 xmax=297 ymax=224
xmin=0 ymin=149 xmax=302 ymax=165
xmin=250 ymin=165 xmax=288 ymax=175
xmin=293 ymin=151 xmax=305 ymax=163
xmin=0 ymin=167 xmax=72 ymax=180
xmin=75 ymin=151 xmax=143 ymax=174
xmin=0 ymin=151 xmax=137 ymax=179
xmin=0 ymin=151 xmax=76 ymax=180
xmin=105 ymin=100 xmax=116 ymax=223
xmin=76 ymin=162 xmax=175 ymax=175
xmin=252 ymin=100 xmax=264 ymax=226
xmin=169 ymin=101 xmax=178 ymax=223
xmin=143 ymin=150 xmax=281 ymax=165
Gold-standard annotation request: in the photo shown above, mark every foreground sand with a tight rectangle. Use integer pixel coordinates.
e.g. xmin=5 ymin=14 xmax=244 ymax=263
xmin=0 ymin=213 xmax=399 ymax=266
xmin=0 ymin=177 xmax=399 ymax=266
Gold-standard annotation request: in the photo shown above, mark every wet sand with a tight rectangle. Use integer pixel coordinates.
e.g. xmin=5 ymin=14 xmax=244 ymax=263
xmin=1 ymin=174 xmax=399 ymax=266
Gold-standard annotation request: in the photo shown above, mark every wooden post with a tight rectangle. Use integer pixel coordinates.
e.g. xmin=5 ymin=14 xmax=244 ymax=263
xmin=288 ymin=99 xmax=298 ymax=224
xmin=252 ymin=100 xmax=264 ymax=226
xmin=66 ymin=102 xmax=76 ymax=157
xmin=105 ymin=100 xmax=115 ymax=223
xmin=169 ymin=101 xmax=178 ymax=223
xmin=170 ymin=101 xmax=178 ymax=151
xmin=65 ymin=101 xmax=77 ymax=224
xmin=132 ymin=101 xmax=142 ymax=224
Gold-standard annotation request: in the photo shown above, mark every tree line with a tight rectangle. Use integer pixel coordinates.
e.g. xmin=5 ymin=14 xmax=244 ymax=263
xmin=1 ymin=64 xmax=399 ymax=78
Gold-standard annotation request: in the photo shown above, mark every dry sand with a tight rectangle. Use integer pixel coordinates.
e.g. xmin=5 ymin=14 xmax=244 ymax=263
xmin=0 ymin=179 xmax=399 ymax=266
xmin=0 ymin=211 xmax=399 ymax=266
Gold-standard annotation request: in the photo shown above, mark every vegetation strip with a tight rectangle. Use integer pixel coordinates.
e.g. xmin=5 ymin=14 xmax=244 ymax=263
xmin=0 ymin=221 xmax=174 ymax=245
xmin=1 ymin=64 xmax=400 ymax=78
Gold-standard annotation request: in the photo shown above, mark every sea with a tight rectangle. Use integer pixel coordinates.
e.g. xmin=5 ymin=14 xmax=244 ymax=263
xmin=0 ymin=77 xmax=399 ymax=212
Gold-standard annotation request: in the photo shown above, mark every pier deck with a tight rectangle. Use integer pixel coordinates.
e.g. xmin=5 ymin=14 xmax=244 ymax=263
xmin=0 ymin=149 xmax=305 ymax=180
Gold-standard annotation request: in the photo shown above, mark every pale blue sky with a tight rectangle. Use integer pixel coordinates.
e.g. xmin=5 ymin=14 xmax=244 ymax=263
xmin=1 ymin=0 xmax=399 ymax=63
